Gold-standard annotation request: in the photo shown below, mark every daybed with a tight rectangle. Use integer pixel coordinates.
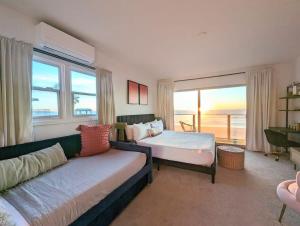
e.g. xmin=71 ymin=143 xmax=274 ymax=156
xmin=116 ymin=114 xmax=216 ymax=184
xmin=0 ymin=134 xmax=152 ymax=226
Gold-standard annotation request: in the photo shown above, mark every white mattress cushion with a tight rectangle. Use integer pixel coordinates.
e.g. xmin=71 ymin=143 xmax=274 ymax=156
xmin=137 ymin=130 xmax=215 ymax=166
xmin=2 ymin=149 xmax=146 ymax=226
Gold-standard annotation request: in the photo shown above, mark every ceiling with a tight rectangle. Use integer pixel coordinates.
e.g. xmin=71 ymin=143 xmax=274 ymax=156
xmin=2 ymin=0 xmax=300 ymax=79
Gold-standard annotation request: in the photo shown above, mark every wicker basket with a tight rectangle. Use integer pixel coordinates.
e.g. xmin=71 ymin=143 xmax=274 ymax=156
xmin=217 ymin=145 xmax=245 ymax=170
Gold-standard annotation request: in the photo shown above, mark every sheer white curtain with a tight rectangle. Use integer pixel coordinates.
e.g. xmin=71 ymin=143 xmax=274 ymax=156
xmin=157 ymin=79 xmax=174 ymax=130
xmin=246 ymin=68 xmax=272 ymax=153
xmin=96 ymin=68 xmax=115 ymax=125
xmin=0 ymin=36 xmax=33 ymax=147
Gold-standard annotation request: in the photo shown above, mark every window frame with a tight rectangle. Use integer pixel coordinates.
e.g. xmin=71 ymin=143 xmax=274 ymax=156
xmin=32 ymin=57 xmax=63 ymax=120
xmin=173 ymin=85 xmax=247 ymax=144
xmin=32 ymin=53 xmax=98 ymax=126
xmin=69 ymin=67 xmax=97 ymax=118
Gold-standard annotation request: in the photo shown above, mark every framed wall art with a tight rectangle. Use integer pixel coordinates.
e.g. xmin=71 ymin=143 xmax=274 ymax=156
xmin=127 ymin=80 xmax=139 ymax=104
xmin=139 ymin=84 xmax=148 ymax=105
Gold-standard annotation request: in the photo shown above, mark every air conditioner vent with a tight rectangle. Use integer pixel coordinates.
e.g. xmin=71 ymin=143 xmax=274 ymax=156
xmin=35 ymin=22 xmax=95 ymax=64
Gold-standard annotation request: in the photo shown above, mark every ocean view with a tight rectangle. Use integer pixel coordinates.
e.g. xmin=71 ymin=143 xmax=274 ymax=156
xmin=174 ymin=109 xmax=246 ymax=141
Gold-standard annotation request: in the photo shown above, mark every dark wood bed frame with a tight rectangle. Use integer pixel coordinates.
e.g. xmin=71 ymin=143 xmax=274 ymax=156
xmin=117 ymin=114 xmax=217 ymax=184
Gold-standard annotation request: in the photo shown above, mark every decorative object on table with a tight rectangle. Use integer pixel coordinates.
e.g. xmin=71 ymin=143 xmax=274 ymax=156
xmin=276 ymin=172 xmax=300 ymax=223
xmin=297 ymin=123 xmax=300 ymax=131
xmin=217 ymin=145 xmax=245 ymax=170
xmin=127 ymin=80 xmax=139 ymax=104
xmin=292 ymin=82 xmax=298 ymax=95
xmin=139 ymin=84 xmax=148 ymax=105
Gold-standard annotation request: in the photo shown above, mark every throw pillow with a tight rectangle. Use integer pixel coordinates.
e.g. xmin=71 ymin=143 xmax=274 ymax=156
xmin=133 ymin=123 xmax=151 ymax=141
xmin=77 ymin=124 xmax=111 ymax=156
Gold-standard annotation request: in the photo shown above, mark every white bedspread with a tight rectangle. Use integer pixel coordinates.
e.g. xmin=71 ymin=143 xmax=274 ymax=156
xmin=137 ymin=130 xmax=215 ymax=166
xmin=2 ymin=149 xmax=146 ymax=226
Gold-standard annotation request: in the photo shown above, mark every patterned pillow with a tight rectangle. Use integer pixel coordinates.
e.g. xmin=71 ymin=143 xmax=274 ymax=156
xmin=150 ymin=120 xmax=164 ymax=131
xmin=77 ymin=124 xmax=111 ymax=157
xmin=147 ymin=128 xmax=162 ymax=137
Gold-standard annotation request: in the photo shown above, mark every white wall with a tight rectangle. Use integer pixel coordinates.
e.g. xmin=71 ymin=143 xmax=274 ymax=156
xmin=0 ymin=4 xmax=157 ymax=141
xmin=294 ymin=56 xmax=300 ymax=85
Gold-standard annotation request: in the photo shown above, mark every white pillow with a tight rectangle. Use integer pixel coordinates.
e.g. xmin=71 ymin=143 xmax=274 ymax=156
xmin=150 ymin=120 xmax=164 ymax=132
xmin=133 ymin=123 xmax=151 ymax=141
xmin=147 ymin=119 xmax=157 ymax=125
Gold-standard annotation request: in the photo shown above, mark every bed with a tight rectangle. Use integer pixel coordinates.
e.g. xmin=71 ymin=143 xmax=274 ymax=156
xmin=117 ymin=114 xmax=216 ymax=183
xmin=0 ymin=134 xmax=153 ymax=226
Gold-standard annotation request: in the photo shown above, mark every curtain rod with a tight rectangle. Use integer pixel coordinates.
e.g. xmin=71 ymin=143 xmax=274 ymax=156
xmin=33 ymin=48 xmax=96 ymax=70
xmin=174 ymin=72 xmax=246 ymax=82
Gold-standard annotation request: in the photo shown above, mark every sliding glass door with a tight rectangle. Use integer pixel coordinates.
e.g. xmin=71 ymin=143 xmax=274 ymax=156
xmin=174 ymin=86 xmax=246 ymax=145
xmin=174 ymin=90 xmax=199 ymax=132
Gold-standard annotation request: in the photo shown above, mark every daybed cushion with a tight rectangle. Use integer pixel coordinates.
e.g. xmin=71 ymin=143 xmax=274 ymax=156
xmin=2 ymin=148 xmax=146 ymax=226
xmin=0 ymin=143 xmax=67 ymax=192
xmin=0 ymin=197 xmax=29 ymax=226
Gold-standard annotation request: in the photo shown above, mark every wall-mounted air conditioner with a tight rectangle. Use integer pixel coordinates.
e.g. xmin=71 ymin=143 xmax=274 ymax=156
xmin=35 ymin=22 xmax=95 ymax=65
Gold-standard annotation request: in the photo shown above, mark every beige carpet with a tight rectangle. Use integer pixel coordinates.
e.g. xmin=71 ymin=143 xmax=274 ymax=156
xmin=111 ymin=151 xmax=300 ymax=226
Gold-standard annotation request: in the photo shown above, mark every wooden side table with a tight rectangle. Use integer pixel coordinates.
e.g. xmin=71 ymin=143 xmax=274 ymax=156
xmin=217 ymin=145 xmax=245 ymax=170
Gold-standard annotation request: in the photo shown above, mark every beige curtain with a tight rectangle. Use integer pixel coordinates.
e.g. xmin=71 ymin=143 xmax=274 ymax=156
xmin=0 ymin=36 xmax=33 ymax=147
xmin=96 ymin=68 xmax=115 ymax=125
xmin=246 ymin=68 xmax=272 ymax=153
xmin=157 ymin=79 xmax=174 ymax=130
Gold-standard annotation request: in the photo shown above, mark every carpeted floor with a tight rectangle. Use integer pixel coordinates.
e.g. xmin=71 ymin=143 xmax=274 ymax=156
xmin=111 ymin=151 xmax=300 ymax=226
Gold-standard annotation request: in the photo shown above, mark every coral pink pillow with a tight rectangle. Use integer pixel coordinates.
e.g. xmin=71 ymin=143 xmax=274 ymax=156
xmin=77 ymin=124 xmax=111 ymax=157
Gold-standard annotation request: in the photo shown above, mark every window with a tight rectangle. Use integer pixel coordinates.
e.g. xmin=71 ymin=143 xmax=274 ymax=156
xmin=32 ymin=60 xmax=60 ymax=118
xmin=174 ymin=91 xmax=199 ymax=131
xmin=200 ymin=87 xmax=246 ymax=144
xmin=32 ymin=54 xmax=98 ymax=123
xmin=71 ymin=70 xmax=97 ymax=116
xmin=174 ymin=86 xmax=246 ymax=145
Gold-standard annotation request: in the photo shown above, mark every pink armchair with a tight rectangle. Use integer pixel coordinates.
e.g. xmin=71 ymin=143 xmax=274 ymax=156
xmin=276 ymin=172 xmax=300 ymax=222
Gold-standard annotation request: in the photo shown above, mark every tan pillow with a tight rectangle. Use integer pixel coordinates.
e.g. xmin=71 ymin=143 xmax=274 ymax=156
xmin=148 ymin=128 xmax=162 ymax=137
xmin=0 ymin=143 xmax=67 ymax=192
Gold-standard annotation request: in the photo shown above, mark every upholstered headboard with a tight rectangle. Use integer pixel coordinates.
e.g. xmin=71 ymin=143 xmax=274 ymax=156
xmin=116 ymin=114 xmax=166 ymax=141
xmin=117 ymin=114 xmax=156 ymax=125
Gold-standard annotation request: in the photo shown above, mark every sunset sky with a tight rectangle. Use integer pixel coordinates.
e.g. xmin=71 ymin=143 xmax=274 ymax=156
xmin=174 ymin=86 xmax=246 ymax=114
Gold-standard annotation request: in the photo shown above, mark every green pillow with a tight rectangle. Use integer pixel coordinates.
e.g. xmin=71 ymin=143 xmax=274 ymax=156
xmin=115 ymin=122 xmax=127 ymax=141
xmin=0 ymin=143 xmax=67 ymax=192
